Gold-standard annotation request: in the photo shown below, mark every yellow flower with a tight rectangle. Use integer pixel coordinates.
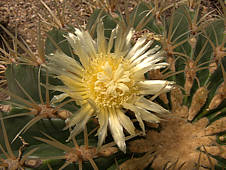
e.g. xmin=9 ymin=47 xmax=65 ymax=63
xmin=47 ymin=22 xmax=174 ymax=152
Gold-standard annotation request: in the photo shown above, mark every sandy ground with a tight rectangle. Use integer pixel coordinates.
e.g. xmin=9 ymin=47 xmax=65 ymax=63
xmin=0 ymin=0 xmax=221 ymax=51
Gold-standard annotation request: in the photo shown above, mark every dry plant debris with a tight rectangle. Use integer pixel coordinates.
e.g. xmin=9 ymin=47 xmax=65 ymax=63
xmin=129 ymin=105 xmax=226 ymax=169
xmin=119 ymin=151 xmax=155 ymax=170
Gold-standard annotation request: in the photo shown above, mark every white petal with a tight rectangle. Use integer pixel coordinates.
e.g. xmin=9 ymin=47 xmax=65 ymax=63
xmin=74 ymin=29 xmax=96 ymax=57
xmin=133 ymin=57 xmax=165 ymax=71
xmin=47 ymin=50 xmax=84 ymax=73
xmin=135 ymin=112 xmax=145 ymax=133
xmin=67 ymin=29 xmax=97 ymax=68
xmin=97 ymin=21 xmax=106 ymax=54
xmin=137 ymin=80 xmax=174 ymax=95
xmin=135 ymin=97 xmax=170 ymax=114
xmin=109 ymin=107 xmax=126 ymax=153
xmin=138 ymin=107 xmax=160 ymax=123
xmin=66 ymin=104 xmax=94 ymax=141
xmin=67 ymin=111 xmax=93 ymax=141
xmin=133 ymin=63 xmax=169 ymax=80
xmin=131 ymin=52 xmax=165 ymax=73
xmin=83 ymin=31 xmax=97 ymax=57
xmin=59 ymin=75 xmax=84 ymax=90
xmin=116 ymin=109 xmax=135 ymax=135
xmin=47 ymin=85 xmax=68 ymax=93
xmin=125 ymin=37 xmax=146 ymax=60
xmin=134 ymin=63 xmax=169 ymax=76
xmin=114 ymin=26 xmax=124 ymax=54
xmin=114 ymin=26 xmax=133 ymax=54
xmin=122 ymin=103 xmax=145 ymax=133
xmin=124 ymin=29 xmax=134 ymax=50
xmin=51 ymin=93 xmax=69 ymax=104
xmin=130 ymin=45 xmax=161 ymax=67
xmin=97 ymin=108 xmax=108 ymax=148
xmin=73 ymin=39 xmax=90 ymax=68
xmin=67 ymin=103 xmax=93 ymax=128
xmin=123 ymin=102 xmax=160 ymax=123
xmin=57 ymin=71 xmax=83 ymax=84
xmin=141 ymin=51 xmax=165 ymax=64
xmin=74 ymin=28 xmax=83 ymax=39
xmin=128 ymin=40 xmax=153 ymax=63
xmin=67 ymin=32 xmax=77 ymax=49
xmin=107 ymin=28 xmax=116 ymax=53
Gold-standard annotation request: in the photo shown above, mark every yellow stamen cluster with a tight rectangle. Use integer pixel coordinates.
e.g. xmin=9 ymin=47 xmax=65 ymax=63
xmin=83 ymin=54 xmax=138 ymax=108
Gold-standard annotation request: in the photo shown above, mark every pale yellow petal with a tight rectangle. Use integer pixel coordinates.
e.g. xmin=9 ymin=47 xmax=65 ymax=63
xmin=137 ymin=80 xmax=174 ymax=95
xmin=97 ymin=108 xmax=109 ymax=148
xmin=67 ymin=29 xmax=94 ymax=68
xmin=130 ymin=51 xmax=156 ymax=68
xmin=83 ymin=31 xmax=97 ymax=57
xmin=55 ymin=50 xmax=84 ymax=71
xmin=59 ymin=75 xmax=84 ymax=89
xmin=124 ymin=29 xmax=134 ymax=50
xmin=129 ymin=45 xmax=161 ymax=66
xmin=47 ymin=50 xmax=83 ymax=75
xmin=107 ymin=28 xmax=116 ymax=53
xmin=51 ymin=93 xmax=69 ymax=104
xmin=114 ymin=26 xmax=124 ymax=54
xmin=125 ymin=37 xmax=146 ymax=60
xmin=67 ymin=103 xmax=93 ymax=128
xmin=122 ymin=103 xmax=145 ymax=133
xmin=67 ymin=32 xmax=77 ymax=49
xmin=133 ymin=63 xmax=169 ymax=79
xmin=116 ymin=109 xmax=135 ymax=135
xmin=97 ymin=21 xmax=106 ymax=54
xmin=47 ymin=84 xmax=68 ymax=92
xmin=137 ymin=107 xmax=160 ymax=123
xmin=131 ymin=52 xmax=165 ymax=73
xmin=103 ymin=62 xmax=113 ymax=77
xmin=125 ymin=103 xmax=160 ymax=123
xmin=73 ymin=29 xmax=97 ymax=58
xmin=135 ymin=97 xmax=170 ymax=114
xmin=128 ymin=40 xmax=153 ymax=63
xmin=135 ymin=112 xmax=145 ymax=133
xmin=74 ymin=39 xmax=90 ymax=68
xmin=109 ymin=107 xmax=126 ymax=153
xmin=67 ymin=110 xmax=93 ymax=141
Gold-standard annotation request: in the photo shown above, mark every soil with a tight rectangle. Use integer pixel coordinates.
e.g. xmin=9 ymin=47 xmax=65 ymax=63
xmin=0 ymin=0 xmax=223 ymax=51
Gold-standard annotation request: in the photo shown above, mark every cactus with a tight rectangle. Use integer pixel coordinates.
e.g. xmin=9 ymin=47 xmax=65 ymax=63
xmin=0 ymin=0 xmax=225 ymax=169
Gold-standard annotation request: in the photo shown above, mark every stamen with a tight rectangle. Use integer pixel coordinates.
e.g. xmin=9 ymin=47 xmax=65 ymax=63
xmin=83 ymin=54 xmax=137 ymax=108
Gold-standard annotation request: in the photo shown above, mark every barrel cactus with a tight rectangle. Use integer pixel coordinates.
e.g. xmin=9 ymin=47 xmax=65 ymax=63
xmin=0 ymin=0 xmax=225 ymax=169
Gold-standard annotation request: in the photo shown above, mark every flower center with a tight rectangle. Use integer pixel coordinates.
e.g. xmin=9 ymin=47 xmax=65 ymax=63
xmin=84 ymin=54 xmax=137 ymax=108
